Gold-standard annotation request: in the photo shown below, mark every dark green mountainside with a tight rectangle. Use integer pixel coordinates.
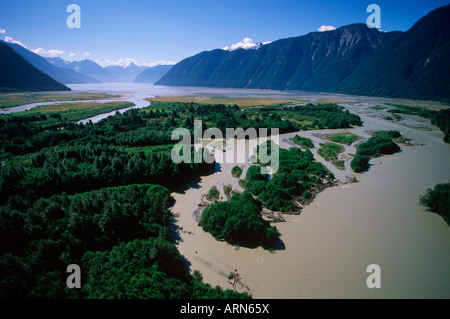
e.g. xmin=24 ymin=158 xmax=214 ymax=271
xmin=157 ymin=5 xmax=450 ymax=102
xmin=0 ymin=42 xmax=70 ymax=92
xmin=336 ymin=5 xmax=450 ymax=102
xmin=156 ymin=24 xmax=399 ymax=91
xmin=4 ymin=42 xmax=101 ymax=84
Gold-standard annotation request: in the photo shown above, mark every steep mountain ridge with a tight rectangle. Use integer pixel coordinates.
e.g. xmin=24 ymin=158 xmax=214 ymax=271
xmin=335 ymin=5 xmax=450 ymax=101
xmin=156 ymin=5 xmax=450 ymax=102
xmin=3 ymin=41 xmax=100 ymax=84
xmin=156 ymin=23 xmax=400 ymax=91
xmin=0 ymin=42 xmax=70 ymax=91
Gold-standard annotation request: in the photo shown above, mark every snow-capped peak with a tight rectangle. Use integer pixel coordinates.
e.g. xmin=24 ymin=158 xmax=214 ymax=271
xmin=222 ymin=37 xmax=270 ymax=51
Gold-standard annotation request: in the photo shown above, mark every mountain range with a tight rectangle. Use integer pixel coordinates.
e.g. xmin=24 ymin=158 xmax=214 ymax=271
xmin=156 ymin=4 xmax=450 ymax=102
xmin=336 ymin=4 xmax=450 ymax=101
xmin=0 ymin=41 xmax=70 ymax=92
xmin=45 ymin=58 xmax=159 ymax=83
xmin=156 ymin=24 xmax=400 ymax=89
xmin=0 ymin=40 xmax=173 ymax=89
xmin=1 ymin=5 xmax=449 ymax=100
xmin=2 ymin=42 xmax=100 ymax=85
xmin=105 ymin=63 xmax=150 ymax=83
xmin=45 ymin=57 xmax=113 ymax=83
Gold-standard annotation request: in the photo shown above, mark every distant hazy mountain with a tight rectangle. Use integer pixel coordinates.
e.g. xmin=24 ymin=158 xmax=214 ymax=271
xmin=66 ymin=59 xmax=118 ymax=83
xmin=2 ymin=41 xmax=100 ymax=84
xmin=157 ymin=5 xmax=450 ymax=102
xmin=0 ymin=42 xmax=70 ymax=91
xmin=335 ymin=5 xmax=450 ymax=102
xmin=4 ymin=40 xmax=163 ymax=84
xmin=105 ymin=63 xmax=149 ymax=83
xmin=45 ymin=56 xmax=72 ymax=69
xmin=45 ymin=57 xmax=101 ymax=83
xmin=133 ymin=65 xmax=173 ymax=83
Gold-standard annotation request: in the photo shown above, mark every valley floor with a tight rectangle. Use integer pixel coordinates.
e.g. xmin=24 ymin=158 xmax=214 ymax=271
xmin=2 ymin=83 xmax=449 ymax=298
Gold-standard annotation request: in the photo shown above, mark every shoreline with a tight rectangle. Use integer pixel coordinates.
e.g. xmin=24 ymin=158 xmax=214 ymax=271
xmin=170 ymin=99 xmax=450 ymax=298
xmin=3 ymin=83 xmax=449 ymax=298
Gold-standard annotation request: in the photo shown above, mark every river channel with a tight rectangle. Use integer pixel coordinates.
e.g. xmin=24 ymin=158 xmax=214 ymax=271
xmin=4 ymin=83 xmax=449 ymax=298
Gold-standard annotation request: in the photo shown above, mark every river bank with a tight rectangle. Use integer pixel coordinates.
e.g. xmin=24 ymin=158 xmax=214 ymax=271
xmin=171 ymin=100 xmax=450 ymax=299
xmin=3 ymin=83 xmax=449 ymax=298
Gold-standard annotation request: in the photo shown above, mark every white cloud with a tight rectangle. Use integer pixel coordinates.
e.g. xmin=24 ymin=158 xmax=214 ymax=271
xmin=104 ymin=57 xmax=139 ymax=67
xmin=68 ymin=52 xmax=76 ymax=59
xmin=318 ymin=25 xmax=337 ymax=32
xmin=83 ymin=51 xmax=90 ymax=58
xmin=31 ymin=48 xmax=46 ymax=55
xmin=32 ymin=47 xmax=64 ymax=57
xmin=4 ymin=36 xmax=27 ymax=48
xmin=223 ymin=37 xmax=260 ymax=51
xmin=141 ymin=60 xmax=177 ymax=68
xmin=223 ymin=37 xmax=271 ymax=51
xmin=98 ymin=58 xmax=176 ymax=68
xmin=0 ymin=28 xmax=6 ymax=34
xmin=4 ymin=36 xmax=66 ymax=59
xmin=4 ymin=35 xmax=65 ymax=58
xmin=47 ymin=49 xmax=64 ymax=57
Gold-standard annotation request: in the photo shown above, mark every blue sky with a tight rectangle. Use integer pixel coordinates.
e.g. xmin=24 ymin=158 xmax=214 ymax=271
xmin=0 ymin=0 xmax=449 ymax=66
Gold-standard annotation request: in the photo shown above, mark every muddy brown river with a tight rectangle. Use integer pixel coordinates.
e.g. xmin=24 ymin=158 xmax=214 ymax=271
xmin=171 ymin=100 xmax=450 ymax=299
xmin=11 ymin=84 xmax=448 ymax=298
